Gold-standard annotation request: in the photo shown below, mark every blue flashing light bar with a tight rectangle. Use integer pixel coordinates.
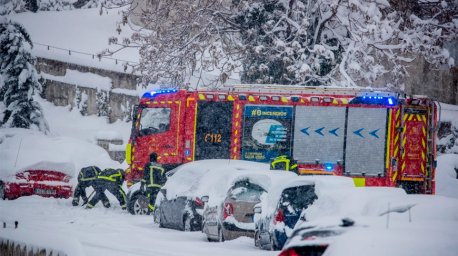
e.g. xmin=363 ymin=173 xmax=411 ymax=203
xmin=142 ymin=88 xmax=178 ymax=99
xmin=351 ymin=91 xmax=398 ymax=106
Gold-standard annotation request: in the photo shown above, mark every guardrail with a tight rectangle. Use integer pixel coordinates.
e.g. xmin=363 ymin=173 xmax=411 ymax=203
xmin=1 ymin=221 xmax=68 ymax=256
xmin=0 ymin=238 xmax=67 ymax=256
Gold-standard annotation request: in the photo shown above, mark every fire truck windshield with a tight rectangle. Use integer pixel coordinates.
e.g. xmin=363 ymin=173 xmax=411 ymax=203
xmin=138 ymin=107 xmax=171 ymax=136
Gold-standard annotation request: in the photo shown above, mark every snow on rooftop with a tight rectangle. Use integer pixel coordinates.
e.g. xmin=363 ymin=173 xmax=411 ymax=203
xmin=8 ymin=7 xmax=139 ymax=74
xmin=41 ymin=69 xmax=113 ymax=91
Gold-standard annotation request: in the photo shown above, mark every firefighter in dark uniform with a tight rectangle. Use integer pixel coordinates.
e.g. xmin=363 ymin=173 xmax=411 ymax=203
xmin=86 ymin=168 xmax=127 ymax=210
xmin=72 ymin=166 xmax=110 ymax=207
xmin=270 ymin=155 xmax=299 ymax=174
xmin=142 ymin=153 xmax=166 ymax=211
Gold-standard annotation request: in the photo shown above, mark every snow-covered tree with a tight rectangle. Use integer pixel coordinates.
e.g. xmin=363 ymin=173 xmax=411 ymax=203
xmin=96 ymin=90 xmax=110 ymax=117
xmin=0 ymin=18 xmax=49 ymax=133
xmin=74 ymin=87 xmax=89 ymax=116
xmin=108 ymin=0 xmax=457 ymax=87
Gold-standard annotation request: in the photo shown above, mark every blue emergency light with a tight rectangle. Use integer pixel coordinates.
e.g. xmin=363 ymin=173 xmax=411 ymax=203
xmin=351 ymin=91 xmax=398 ymax=106
xmin=142 ymin=88 xmax=178 ymax=98
xmin=324 ymin=163 xmax=334 ymax=171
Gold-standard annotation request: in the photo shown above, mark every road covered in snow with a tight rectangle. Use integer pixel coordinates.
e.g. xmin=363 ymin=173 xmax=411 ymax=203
xmin=0 ymin=196 xmax=276 ymax=256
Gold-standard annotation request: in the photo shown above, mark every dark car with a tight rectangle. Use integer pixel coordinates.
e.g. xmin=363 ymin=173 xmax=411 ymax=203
xmin=0 ymin=162 xmax=74 ymax=200
xmin=203 ymin=178 xmax=267 ymax=241
xmin=279 ymin=218 xmax=359 ymax=256
xmin=254 ymin=180 xmax=317 ymax=250
xmin=155 ymin=189 xmax=207 ymax=231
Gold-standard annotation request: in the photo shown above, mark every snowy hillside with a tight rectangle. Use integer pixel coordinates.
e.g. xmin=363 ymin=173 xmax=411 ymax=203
xmin=8 ymin=6 xmax=139 ymax=73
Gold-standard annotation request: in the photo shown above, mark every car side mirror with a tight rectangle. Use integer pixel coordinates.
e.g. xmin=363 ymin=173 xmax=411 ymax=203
xmin=254 ymin=206 xmax=262 ymax=214
xmin=201 ymin=195 xmax=209 ymax=203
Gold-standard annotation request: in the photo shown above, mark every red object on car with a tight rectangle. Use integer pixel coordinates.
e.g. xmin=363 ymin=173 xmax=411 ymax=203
xmin=0 ymin=162 xmax=74 ymax=200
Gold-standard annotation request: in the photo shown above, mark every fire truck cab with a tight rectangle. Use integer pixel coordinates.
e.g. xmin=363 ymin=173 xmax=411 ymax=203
xmin=125 ymin=85 xmax=438 ymax=194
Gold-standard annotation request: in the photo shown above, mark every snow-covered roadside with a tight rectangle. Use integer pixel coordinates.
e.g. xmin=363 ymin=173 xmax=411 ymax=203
xmin=0 ymin=196 xmax=276 ymax=256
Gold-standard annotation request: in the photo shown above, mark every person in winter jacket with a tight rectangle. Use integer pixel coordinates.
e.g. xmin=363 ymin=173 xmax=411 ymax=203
xmin=86 ymin=168 xmax=127 ymax=210
xmin=72 ymin=166 xmax=109 ymax=207
xmin=142 ymin=153 xmax=166 ymax=211
xmin=270 ymin=155 xmax=298 ymax=174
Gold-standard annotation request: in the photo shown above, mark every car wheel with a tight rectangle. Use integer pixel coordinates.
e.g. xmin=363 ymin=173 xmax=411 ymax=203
xmin=127 ymin=191 xmax=150 ymax=215
xmin=269 ymin=234 xmax=278 ymax=251
xmin=254 ymin=231 xmax=261 ymax=248
xmin=218 ymin=226 xmax=225 ymax=242
xmin=153 ymin=207 xmax=160 ymax=224
xmin=183 ymin=215 xmax=192 ymax=232
xmin=0 ymin=181 xmax=4 ymax=200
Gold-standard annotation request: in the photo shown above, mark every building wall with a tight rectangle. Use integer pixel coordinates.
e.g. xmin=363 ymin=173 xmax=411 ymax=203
xmin=37 ymin=57 xmax=140 ymax=122
xmin=404 ymin=57 xmax=458 ymax=105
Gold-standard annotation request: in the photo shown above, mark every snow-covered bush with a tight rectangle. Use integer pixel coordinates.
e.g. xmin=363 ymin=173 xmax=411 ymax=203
xmin=74 ymin=87 xmax=89 ymax=116
xmin=96 ymin=90 xmax=110 ymax=117
xmin=0 ymin=18 xmax=49 ymax=133
xmin=438 ymin=121 xmax=458 ymax=154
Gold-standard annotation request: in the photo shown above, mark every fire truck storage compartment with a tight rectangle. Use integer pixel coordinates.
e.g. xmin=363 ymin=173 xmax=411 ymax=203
xmin=344 ymin=107 xmax=388 ymax=176
xmin=195 ymin=101 xmax=233 ymax=160
xmin=293 ymin=106 xmax=346 ymax=164
xmin=401 ymin=108 xmax=428 ymax=178
xmin=241 ymin=105 xmax=294 ymax=162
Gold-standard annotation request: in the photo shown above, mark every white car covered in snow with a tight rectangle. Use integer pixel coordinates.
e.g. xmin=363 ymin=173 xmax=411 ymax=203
xmin=253 ymin=176 xmax=356 ymax=250
xmin=202 ymin=169 xmax=298 ymax=242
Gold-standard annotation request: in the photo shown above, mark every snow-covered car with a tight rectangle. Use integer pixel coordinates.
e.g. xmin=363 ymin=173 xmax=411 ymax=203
xmin=0 ymin=161 xmax=74 ymax=200
xmin=153 ymin=159 xmax=270 ymax=232
xmin=254 ymin=178 xmax=318 ymax=250
xmin=279 ymin=217 xmax=361 ymax=256
xmin=202 ymin=170 xmax=298 ymax=242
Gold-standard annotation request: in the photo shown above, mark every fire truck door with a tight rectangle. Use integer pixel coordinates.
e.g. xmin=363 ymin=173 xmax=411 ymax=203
xmin=195 ymin=101 xmax=233 ymax=160
xmin=400 ymin=108 xmax=428 ymax=180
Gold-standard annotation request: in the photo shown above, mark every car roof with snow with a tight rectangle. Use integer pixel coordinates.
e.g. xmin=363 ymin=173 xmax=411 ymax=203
xmin=162 ymin=159 xmax=299 ymax=205
xmin=14 ymin=161 xmax=76 ymax=177
xmin=258 ymin=175 xmax=356 ymax=216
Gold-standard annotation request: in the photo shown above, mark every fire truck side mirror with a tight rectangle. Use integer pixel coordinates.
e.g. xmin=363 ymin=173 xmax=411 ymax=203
xmin=433 ymin=160 xmax=437 ymax=168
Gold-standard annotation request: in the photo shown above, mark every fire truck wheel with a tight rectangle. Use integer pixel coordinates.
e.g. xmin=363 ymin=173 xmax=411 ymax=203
xmin=127 ymin=191 xmax=150 ymax=215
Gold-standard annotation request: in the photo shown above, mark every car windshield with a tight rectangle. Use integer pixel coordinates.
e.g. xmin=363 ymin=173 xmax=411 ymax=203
xmin=229 ymin=180 xmax=265 ymax=202
xmin=279 ymin=185 xmax=317 ymax=214
xmin=138 ymin=107 xmax=171 ymax=136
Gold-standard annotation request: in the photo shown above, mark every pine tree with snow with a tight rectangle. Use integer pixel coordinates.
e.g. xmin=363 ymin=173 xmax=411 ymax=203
xmin=0 ymin=18 xmax=49 ymax=133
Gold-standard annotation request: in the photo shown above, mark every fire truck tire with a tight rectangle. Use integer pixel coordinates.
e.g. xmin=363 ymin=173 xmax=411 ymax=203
xmin=127 ymin=191 xmax=150 ymax=215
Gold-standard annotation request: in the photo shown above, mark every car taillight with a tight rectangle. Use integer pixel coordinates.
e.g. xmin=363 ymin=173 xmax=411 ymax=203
xmin=279 ymin=248 xmax=300 ymax=256
xmin=274 ymin=208 xmax=285 ymax=224
xmin=223 ymin=203 xmax=234 ymax=219
xmin=195 ymin=197 xmax=204 ymax=207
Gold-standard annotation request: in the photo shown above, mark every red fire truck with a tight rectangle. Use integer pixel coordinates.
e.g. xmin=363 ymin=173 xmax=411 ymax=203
xmin=125 ymin=85 xmax=438 ymax=194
